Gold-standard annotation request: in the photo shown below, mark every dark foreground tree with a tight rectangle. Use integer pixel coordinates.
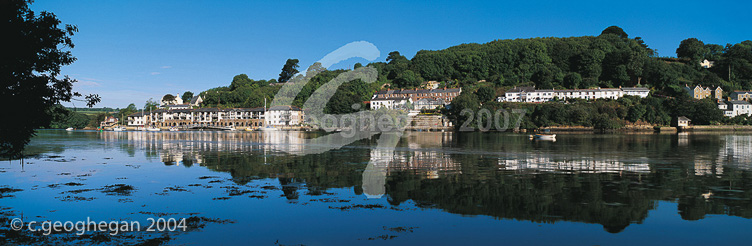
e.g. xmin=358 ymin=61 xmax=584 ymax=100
xmin=1 ymin=0 xmax=99 ymax=158
xmin=278 ymin=58 xmax=300 ymax=83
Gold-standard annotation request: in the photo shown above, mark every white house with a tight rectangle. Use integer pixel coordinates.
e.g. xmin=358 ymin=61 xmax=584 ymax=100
xmin=188 ymin=95 xmax=203 ymax=107
xmin=621 ymin=87 xmax=650 ymax=98
xmin=370 ymin=97 xmax=412 ymax=110
xmin=723 ymin=100 xmax=752 ymax=117
xmin=414 ymin=98 xmax=446 ymax=110
xmin=700 ymin=59 xmax=715 ymax=69
xmin=266 ymin=106 xmax=303 ymax=126
xmin=127 ymin=112 xmax=148 ymax=126
xmin=676 ymin=116 xmax=691 ymax=127
xmin=160 ymin=93 xmax=183 ymax=106
xmin=498 ymin=86 xmax=647 ymax=103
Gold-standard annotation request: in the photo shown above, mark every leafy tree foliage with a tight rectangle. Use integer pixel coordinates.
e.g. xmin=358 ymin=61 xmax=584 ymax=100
xmin=46 ymin=105 xmax=89 ymax=129
xmin=475 ymin=86 xmax=496 ymax=102
xmin=117 ymin=103 xmax=138 ymax=124
xmin=144 ymin=98 xmax=159 ymax=111
xmin=162 ymin=94 xmax=176 ymax=102
xmin=1 ymin=0 xmax=99 ymax=158
xmin=278 ymin=58 xmax=299 ymax=83
xmin=676 ymin=38 xmax=708 ymax=62
xmin=181 ymin=91 xmax=194 ymax=102
xmin=600 ymin=26 xmax=629 ymax=39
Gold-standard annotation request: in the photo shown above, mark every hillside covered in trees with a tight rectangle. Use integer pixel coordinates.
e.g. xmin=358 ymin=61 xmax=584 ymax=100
xmin=373 ymin=26 xmax=752 ymax=96
xmin=194 ymin=26 xmax=752 ymax=127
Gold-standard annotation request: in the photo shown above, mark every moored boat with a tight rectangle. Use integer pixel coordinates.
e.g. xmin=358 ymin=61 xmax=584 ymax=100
xmin=65 ymin=127 xmax=74 ymax=131
xmin=260 ymin=126 xmax=279 ymax=131
xmin=530 ymin=134 xmax=556 ymax=141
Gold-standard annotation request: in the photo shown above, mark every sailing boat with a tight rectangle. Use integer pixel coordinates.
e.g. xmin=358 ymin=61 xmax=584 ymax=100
xmin=260 ymin=97 xmax=279 ymax=131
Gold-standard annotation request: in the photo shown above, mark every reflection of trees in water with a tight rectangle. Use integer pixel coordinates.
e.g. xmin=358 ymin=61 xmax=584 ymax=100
xmin=385 ymin=159 xmax=752 ymax=233
xmin=80 ymin=131 xmax=752 ymax=232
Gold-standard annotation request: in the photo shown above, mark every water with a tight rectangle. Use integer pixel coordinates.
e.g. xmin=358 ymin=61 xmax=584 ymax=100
xmin=1 ymin=130 xmax=752 ymax=245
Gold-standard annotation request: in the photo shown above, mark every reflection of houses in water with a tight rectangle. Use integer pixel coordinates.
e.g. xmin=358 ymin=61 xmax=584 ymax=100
xmin=678 ymin=132 xmax=689 ymax=146
xmin=693 ymin=158 xmax=722 ymax=176
xmin=98 ymin=131 xmax=306 ymax=165
xmin=362 ymin=132 xmax=456 ymax=199
xmin=498 ymin=155 xmax=650 ymax=173
xmin=387 ymin=151 xmax=459 ymax=179
xmin=715 ymin=135 xmax=752 ymax=173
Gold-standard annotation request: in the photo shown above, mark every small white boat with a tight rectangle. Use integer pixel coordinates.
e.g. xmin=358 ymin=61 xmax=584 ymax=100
xmin=530 ymin=134 xmax=556 ymax=141
xmin=146 ymin=126 xmax=161 ymax=132
xmin=244 ymin=127 xmax=254 ymax=132
xmin=112 ymin=126 xmax=126 ymax=131
xmin=260 ymin=126 xmax=279 ymax=131
xmin=169 ymin=127 xmax=179 ymax=132
xmin=65 ymin=127 xmax=74 ymax=131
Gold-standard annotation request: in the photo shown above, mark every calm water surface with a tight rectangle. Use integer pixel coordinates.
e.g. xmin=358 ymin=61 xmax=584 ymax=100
xmin=1 ymin=130 xmax=752 ymax=245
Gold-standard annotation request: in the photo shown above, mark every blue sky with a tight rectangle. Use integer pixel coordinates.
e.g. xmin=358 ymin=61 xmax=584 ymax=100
xmin=33 ymin=0 xmax=751 ymax=108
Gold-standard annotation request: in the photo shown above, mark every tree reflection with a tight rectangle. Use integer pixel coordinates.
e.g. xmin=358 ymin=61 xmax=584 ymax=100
xmin=80 ymin=131 xmax=752 ymax=232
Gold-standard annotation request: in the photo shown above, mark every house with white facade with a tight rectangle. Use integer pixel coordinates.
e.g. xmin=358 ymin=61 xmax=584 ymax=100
xmin=160 ymin=93 xmax=183 ymax=106
xmin=414 ymin=98 xmax=446 ymax=110
xmin=721 ymin=100 xmax=752 ymax=117
xmin=622 ymin=87 xmax=650 ymax=97
xmin=266 ymin=105 xmax=303 ymax=126
xmin=370 ymin=97 xmax=412 ymax=110
xmin=498 ymin=86 xmax=648 ymax=103
xmin=700 ymin=59 xmax=715 ymax=69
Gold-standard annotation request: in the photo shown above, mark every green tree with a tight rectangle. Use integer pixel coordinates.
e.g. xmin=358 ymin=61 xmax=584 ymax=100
xmin=592 ymin=113 xmax=622 ymax=130
xmin=162 ymin=94 xmax=176 ymax=103
xmin=600 ymin=26 xmax=628 ymax=39
xmin=118 ymin=103 xmax=138 ymax=124
xmin=393 ymin=70 xmax=422 ymax=88
xmin=563 ymin=72 xmax=583 ymax=89
xmin=278 ymin=58 xmax=299 ymax=83
xmin=475 ymin=87 xmax=496 ymax=102
xmin=1 ymin=0 xmax=100 ymax=158
xmin=448 ymin=92 xmax=480 ymax=129
xmin=676 ymin=38 xmax=708 ymax=62
xmin=627 ymin=105 xmax=647 ymax=122
xmin=230 ymin=74 xmax=253 ymax=90
xmin=144 ymin=98 xmax=159 ymax=111
xmin=181 ymin=91 xmax=194 ymax=102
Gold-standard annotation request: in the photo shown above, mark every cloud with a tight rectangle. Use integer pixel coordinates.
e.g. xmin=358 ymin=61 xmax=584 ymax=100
xmin=150 ymin=72 xmax=161 ymax=75
xmin=73 ymin=77 xmax=102 ymax=87
xmin=161 ymin=66 xmax=172 ymax=69
xmin=77 ymin=80 xmax=101 ymax=87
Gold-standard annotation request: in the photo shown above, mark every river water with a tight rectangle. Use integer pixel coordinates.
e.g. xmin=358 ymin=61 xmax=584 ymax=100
xmin=1 ymin=130 xmax=751 ymax=245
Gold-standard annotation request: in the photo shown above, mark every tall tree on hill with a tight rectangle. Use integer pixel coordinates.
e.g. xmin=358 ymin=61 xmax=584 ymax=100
xmin=278 ymin=58 xmax=300 ymax=83
xmin=181 ymin=91 xmax=194 ymax=102
xmin=1 ymin=0 xmax=100 ymax=158
xmin=162 ymin=94 xmax=176 ymax=103
xmin=144 ymin=98 xmax=159 ymax=111
xmin=676 ymin=38 xmax=708 ymax=62
xmin=600 ymin=26 xmax=628 ymax=39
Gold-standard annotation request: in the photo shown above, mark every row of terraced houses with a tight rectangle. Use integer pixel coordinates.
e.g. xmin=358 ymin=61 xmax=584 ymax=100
xmin=126 ymin=105 xmax=304 ymax=128
xmin=497 ymin=86 xmax=650 ymax=103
